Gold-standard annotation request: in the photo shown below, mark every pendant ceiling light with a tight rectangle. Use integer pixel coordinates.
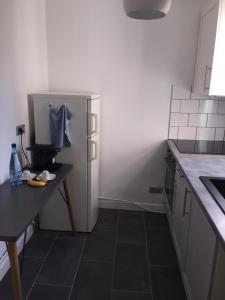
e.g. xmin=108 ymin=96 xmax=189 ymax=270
xmin=123 ymin=0 xmax=172 ymax=20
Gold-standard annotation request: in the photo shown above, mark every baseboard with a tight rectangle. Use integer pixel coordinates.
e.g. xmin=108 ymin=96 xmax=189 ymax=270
xmin=99 ymin=197 xmax=166 ymax=213
xmin=0 ymin=225 xmax=34 ymax=281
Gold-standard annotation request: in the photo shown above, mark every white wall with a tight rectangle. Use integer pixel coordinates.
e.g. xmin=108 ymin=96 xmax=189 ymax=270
xmin=0 ymin=0 xmax=48 ymax=261
xmin=0 ymin=0 xmax=48 ymax=183
xmin=46 ymin=0 xmax=205 ymax=210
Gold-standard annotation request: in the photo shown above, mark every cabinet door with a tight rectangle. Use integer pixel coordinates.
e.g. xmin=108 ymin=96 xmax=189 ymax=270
xmin=172 ymin=169 xmax=192 ymax=269
xmin=210 ymin=0 xmax=225 ymax=96
xmin=193 ymin=0 xmax=219 ymax=95
xmin=210 ymin=244 xmax=225 ymax=300
xmin=184 ymin=197 xmax=216 ymax=300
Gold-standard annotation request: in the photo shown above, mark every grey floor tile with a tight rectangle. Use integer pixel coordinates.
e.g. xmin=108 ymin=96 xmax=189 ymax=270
xmin=37 ymin=239 xmax=84 ymax=286
xmin=0 ymin=257 xmax=43 ymax=300
xmin=70 ymin=261 xmax=113 ymax=300
xmin=88 ymin=228 xmax=116 ymax=241
xmin=146 ymin=228 xmax=178 ymax=267
xmin=57 ymin=231 xmax=87 ymax=240
xmin=144 ymin=212 xmax=168 ymax=228
xmin=113 ymin=243 xmax=150 ymax=292
xmin=94 ymin=209 xmax=118 ymax=232
xmin=82 ymin=230 xmax=116 ymax=262
xmin=28 ymin=284 xmax=70 ymax=300
xmin=118 ymin=211 xmax=145 ymax=244
xmin=151 ymin=267 xmax=187 ymax=300
xmin=112 ymin=290 xmax=153 ymax=300
xmin=24 ymin=230 xmax=58 ymax=257
xmin=119 ymin=211 xmax=144 ymax=225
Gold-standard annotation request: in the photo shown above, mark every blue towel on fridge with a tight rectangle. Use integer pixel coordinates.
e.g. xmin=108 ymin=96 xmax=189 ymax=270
xmin=49 ymin=104 xmax=74 ymax=148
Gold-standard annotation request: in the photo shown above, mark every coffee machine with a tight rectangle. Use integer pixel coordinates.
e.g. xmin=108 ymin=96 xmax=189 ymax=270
xmin=27 ymin=144 xmax=60 ymax=171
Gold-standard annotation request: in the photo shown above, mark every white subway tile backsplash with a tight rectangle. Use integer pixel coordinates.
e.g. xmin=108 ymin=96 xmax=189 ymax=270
xmin=171 ymin=100 xmax=180 ymax=113
xmin=170 ymin=113 xmax=188 ymax=127
xmin=169 ymin=84 xmax=225 ymax=142
xmin=215 ymin=128 xmax=225 ymax=141
xmin=172 ymin=85 xmax=191 ymax=100
xmin=199 ymin=100 xmax=218 ymax=114
xmin=207 ymin=114 xmax=225 ymax=128
xmin=196 ymin=128 xmax=215 ymax=141
xmin=189 ymin=114 xmax=207 ymax=127
xmin=180 ymin=100 xmax=199 ymax=113
xmin=169 ymin=127 xmax=178 ymax=139
xmin=218 ymin=101 xmax=225 ymax=114
xmin=191 ymin=93 xmax=210 ymax=100
xmin=178 ymin=127 xmax=196 ymax=140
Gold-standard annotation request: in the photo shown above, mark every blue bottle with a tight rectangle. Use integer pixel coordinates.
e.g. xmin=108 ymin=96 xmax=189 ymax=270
xmin=9 ymin=143 xmax=22 ymax=187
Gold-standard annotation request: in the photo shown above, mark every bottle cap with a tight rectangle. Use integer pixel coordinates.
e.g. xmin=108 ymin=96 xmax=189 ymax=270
xmin=11 ymin=143 xmax=16 ymax=148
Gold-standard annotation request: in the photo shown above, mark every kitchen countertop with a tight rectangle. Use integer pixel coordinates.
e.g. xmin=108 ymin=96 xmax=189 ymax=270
xmin=167 ymin=139 xmax=225 ymax=247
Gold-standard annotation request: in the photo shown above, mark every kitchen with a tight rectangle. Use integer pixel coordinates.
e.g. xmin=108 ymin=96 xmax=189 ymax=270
xmin=0 ymin=0 xmax=225 ymax=299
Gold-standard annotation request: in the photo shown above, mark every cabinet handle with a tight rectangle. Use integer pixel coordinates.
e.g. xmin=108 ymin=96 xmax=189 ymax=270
xmin=203 ymin=65 xmax=212 ymax=91
xmin=183 ymin=188 xmax=191 ymax=217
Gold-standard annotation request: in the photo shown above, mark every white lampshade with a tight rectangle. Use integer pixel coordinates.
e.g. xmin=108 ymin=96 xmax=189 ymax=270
xmin=123 ymin=0 xmax=172 ymax=20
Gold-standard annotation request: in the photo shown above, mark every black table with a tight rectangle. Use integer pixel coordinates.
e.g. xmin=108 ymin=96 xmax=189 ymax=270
xmin=0 ymin=164 xmax=75 ymax=300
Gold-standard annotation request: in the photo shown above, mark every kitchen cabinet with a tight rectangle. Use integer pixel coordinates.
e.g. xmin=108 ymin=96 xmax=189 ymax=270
xmin=210 ymin=243 xmax=225 ymax=300
xmin=193 ymin=0 xmax=225 ymax=96
xmin=172 ymin=167 xmax=192 ymax=270
xmin=184 ymin=196 xmax=216 ymax=300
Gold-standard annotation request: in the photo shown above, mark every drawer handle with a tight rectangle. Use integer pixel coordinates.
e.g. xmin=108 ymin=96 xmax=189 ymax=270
xmin=183 ymin=188 xmax=191 ymax=217
xmin=203 ymin=65 xmax=212 ymax=91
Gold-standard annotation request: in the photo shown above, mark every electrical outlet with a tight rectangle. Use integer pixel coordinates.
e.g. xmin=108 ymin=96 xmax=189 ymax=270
xmin=16 ymin=124 xmax=25 ymax=136
xmin=149 ymin=187 xmax=163 ymax=194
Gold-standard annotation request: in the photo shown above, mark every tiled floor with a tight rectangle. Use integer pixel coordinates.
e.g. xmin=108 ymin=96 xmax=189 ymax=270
xmin=0 ymin=209 xmax=187 ymax=300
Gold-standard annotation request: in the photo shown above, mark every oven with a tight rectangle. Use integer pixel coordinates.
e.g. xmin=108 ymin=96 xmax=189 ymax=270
xmin=164 ymin=150 xmax=176 ymax=214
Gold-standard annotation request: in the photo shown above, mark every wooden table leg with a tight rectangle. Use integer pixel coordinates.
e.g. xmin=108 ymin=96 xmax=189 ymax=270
xmin=7 ymin=241 xmax=23 ymax=300
xmin=63 ymin=178 xmax=76 ymax=233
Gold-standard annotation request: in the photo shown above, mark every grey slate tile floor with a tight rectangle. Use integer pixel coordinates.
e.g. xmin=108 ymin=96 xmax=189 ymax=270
xmin=0 ymin=209 xmax=186 ymax=300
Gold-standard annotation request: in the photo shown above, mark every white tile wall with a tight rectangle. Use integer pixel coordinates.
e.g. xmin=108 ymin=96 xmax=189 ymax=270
xmin=196 ymin=128 xmax=215 ymax=141
xmin=178 ymin=127 xmax=196 ymax=140
xmin=189 ymin=114 xmax=207 ymax=127
xmin=168 ymin=127 xmax=178 ymax=139
xmin=180 ymin=100 xmax=199 ymax=113
xmin=199 ymin=100 xmax=218 ymax=113
xmin=218 ymin=101 xmax=225 ymax=114
xmin=171 ymin=100 xmax=180 ymax=113
xmin=168 ymin=85 xmax=225 ymax=141
xmin=215 ymin=128 xmax=225 ymax=141
xmin=191 ymin=93 xmax=209 ymax=100
xmin=170 ymin=113 xmax=188 ymax=127
xmin=207 ymin=114 xmax=225 ymax=128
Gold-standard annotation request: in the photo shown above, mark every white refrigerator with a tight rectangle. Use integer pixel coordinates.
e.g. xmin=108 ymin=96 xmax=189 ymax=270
xmin=31 ymin=93 xmax=100 ymax=232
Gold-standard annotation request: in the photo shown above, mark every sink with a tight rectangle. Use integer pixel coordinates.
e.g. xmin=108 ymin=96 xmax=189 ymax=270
xmin=200 ymin=177 xmax=225 ymax=213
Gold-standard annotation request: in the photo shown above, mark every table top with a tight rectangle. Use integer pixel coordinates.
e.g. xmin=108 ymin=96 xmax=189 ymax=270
xmin=0 ymin=164 xmax=73 ymax=241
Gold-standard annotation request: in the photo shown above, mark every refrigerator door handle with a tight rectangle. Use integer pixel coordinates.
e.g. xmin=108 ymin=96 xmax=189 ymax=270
xmin=88 ymin=140 xmax=97 ymax=161
xmin=89 ymin=113 xmax=98 ymax=136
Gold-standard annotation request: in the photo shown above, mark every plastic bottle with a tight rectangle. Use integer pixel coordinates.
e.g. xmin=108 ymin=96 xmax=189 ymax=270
xmin=9 ymin=143 xmax=22 ymax=187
